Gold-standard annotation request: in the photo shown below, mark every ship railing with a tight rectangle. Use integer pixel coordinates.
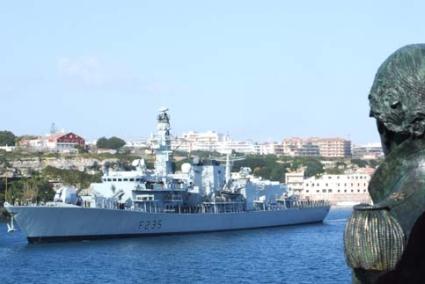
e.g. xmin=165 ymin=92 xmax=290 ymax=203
xmin=201 ymin=202 xmax=246 ymax=214
xmin=287 ymin=200 xmax=330 ymax=209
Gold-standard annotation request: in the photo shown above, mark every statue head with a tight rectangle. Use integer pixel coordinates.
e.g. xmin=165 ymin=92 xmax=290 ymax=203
xmin=369 ymin=44 xmax=425 ymax=154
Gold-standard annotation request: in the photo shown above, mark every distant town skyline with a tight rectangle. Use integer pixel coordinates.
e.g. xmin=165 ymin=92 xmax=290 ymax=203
xmin=1 ymin=1 xmax=424 ymax=144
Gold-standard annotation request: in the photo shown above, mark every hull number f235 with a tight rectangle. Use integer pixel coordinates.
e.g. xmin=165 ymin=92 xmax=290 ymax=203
xmin=138 ymin=220 xmax=162 ymax=231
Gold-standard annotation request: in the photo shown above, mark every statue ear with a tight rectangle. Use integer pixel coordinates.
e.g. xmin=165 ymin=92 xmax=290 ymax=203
xmin=410 ymin=113 xmax=425 ymax=137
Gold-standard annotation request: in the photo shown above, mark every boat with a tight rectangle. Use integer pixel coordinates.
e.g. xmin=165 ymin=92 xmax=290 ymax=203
xmin=5 ymin=108 xmax=330 ymax=243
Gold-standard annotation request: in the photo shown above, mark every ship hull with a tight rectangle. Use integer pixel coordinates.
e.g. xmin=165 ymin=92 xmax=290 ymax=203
xmin=5 ymin=205 xmax=330 ymax=243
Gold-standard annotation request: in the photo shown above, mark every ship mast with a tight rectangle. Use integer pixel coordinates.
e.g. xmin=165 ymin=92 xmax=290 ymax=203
xmin=220 ymin=151 xmax=245 ymax=191
xmin=153 ymin=107 xmax=173 ymax=176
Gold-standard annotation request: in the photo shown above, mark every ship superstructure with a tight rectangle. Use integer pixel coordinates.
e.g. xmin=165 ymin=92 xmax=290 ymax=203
xmin=5 ymin=108 xmax=330 ymax=243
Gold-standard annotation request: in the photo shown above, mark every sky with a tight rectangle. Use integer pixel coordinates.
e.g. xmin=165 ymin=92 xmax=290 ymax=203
xmin=1 ymin=1 xmax=424 ymax=144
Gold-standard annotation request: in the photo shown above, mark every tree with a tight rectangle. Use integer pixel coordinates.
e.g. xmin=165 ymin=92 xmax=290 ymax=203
xmin=351 ymin=159 xmax=368 ymax=168
xmin=368 ymin=159 xmax=381 ymax=168
xmin=42 ymin=166 xmax=102 ymax=189
xmin=232 ymin=155 xmax=290 ymax=181
xmin=304 ymin=159 xmax=324 ymax=178
xmin=270 ymin=164 xmax=288 ymax=182
xmin=0 ymin=130 xmax=16 ymax=146
xmin=108 ymin=136 xmax=126 ymax=149
xmin=326 ymin=167 xmax=344 ymax=175
xmin=2 ymin=175 xmax=55 ymax=205
xmin=75 ymin=144 xmax=88 ymax=153
xmin=96 ymin=136 xmax=126 ymax=150
xmin=96 ymin=137 xmax=109 ymax=149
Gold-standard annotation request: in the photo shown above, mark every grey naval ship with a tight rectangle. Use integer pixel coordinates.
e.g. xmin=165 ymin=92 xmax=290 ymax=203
xmin=5 ymin=108 xmax=330 ymax=243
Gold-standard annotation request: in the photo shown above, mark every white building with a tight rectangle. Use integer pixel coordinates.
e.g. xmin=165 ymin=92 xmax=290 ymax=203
xmin=284 ymin=171 xmax=304 ymax=195
xmin=170 ymin=131 xmax=259 ymax=155
xmin=302 ymin=173 xmax=371 ymax=204
xmin=285 ymin=171 xmax=372 ymax=205
xmin=125 ymin=138 xmax=149 ymax=148
xmin=169 ymin=130 xmax=288 ymax=156
xmin=217 ymin=141 xmax=258 ymax=154
xmin=0 ymin=145 xmax=16 ymax=152
xmin=170 ymin=131 xmax=229 ymax=152
xmin=257 ymin=142 xmax=284 ymax=155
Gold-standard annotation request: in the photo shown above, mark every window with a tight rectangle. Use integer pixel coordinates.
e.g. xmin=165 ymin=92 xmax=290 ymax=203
xmin=113 ymin=178 xmax=117 ymax=182
xmin=124 ymin=178 xmax=128 ymax=182
xmin=118 ymin=179 xmax=122 ymax=182
xmin=351 ymin=190 xmax=354 ymax=192
xmin=344 ymin=190 xmax=347 ymax=192
xmin=358 ymin=190 xmax=360 ymax=192
xmin=306 ymin=190 xmax=309 ymax=193
xmin=129 ymin=178 xmax=134 ymax=182
xmin=316 ymin=190 xmax=319 ymax=193
xmin=322 ymin=189 xmax=326 ymax=193
xmin=338 ymin=190 xmax=340 ymax=193
xmin=328 ymin=189 xmax=332 ymax=193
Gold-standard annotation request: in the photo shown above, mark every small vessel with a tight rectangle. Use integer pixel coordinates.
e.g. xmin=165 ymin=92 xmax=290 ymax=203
xmin=5 ymin=108 xmax=330 ymax=243
xmin=6 ymin=210 xmax=15 ymax=233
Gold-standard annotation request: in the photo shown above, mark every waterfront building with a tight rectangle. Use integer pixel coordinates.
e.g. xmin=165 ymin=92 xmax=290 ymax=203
xmin=284 ymin=171 xmax=305 ymax=195
xmin=285 ymin=170 xmax=372 ymax=204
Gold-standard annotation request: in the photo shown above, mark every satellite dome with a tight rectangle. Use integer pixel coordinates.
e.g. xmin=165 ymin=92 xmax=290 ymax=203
xmin=181 ymin=163 xmax=192 ymax=174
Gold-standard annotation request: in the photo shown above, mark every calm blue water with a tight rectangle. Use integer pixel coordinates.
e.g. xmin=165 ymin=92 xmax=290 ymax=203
xmin=0 ymin=208 xmax=352 ymax=284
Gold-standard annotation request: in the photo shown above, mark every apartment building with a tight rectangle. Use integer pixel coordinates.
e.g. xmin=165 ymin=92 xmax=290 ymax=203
xmin=283 ymin=137 xmax=351 ymax=158
xmin=352 ymin=143 xmax=384 ymax=160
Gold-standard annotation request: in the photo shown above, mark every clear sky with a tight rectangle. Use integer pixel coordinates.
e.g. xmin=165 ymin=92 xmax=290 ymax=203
xmin=1 ymin=1 xmax=424 ymax=144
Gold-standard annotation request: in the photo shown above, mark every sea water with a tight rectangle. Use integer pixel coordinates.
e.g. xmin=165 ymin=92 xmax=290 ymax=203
xmin=0 ymin=207 xmax=352 ymax=284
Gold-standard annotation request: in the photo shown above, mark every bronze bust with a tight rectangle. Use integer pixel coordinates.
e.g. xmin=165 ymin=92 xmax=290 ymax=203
xmin=344 ymin=44 xmax=425 ymax=283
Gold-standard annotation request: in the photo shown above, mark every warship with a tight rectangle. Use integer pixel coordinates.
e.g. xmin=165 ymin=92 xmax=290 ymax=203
xmin=5 ymin=108 xmax=330 ymax=243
